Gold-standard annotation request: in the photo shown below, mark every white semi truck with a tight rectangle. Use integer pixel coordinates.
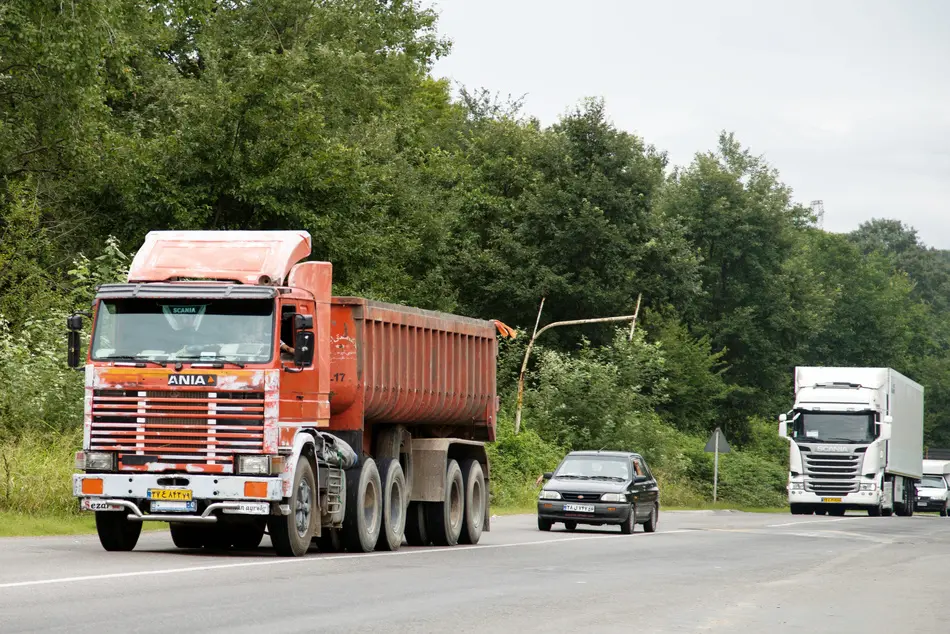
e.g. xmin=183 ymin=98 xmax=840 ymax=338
xmin=779 ymin=367 xmax=923 ymax=517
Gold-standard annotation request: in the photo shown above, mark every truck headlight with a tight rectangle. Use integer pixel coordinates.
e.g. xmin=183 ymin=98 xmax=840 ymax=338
xmin=237 ymin=455 xmax=271 ymax=475
xmin=539 ymin=490 xmax=561 ymax=500
xmin=859 ymin=483 xmax=877 ymax=491
xmin=788 ymin=482 xmax=804 ymax=490
xmin=600 ymin=493 xmax=626 ymax=502
xmin=80 ymin=451 xmax=115 ymax=471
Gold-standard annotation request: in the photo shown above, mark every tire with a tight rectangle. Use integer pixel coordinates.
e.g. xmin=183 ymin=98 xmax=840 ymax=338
xmin=643 ymin=503 xmax=659 ymax=533
xmin=868 ymin=504 xmax=882 ymax=517
xmin=95 ymin=511 xmax=142 ymax=552
xmin=427 ymin=459 xmax=465 ymax=547
xmin=316 ymin=527 xmax=343 ymax=553
xmin=376 ymin=458 xmax=407 ymax=552
xmin=620 ymin=505 xmax=637 ymax=535
xmin=343 ymin=458 xmax=382 ymax=553
xmin=882 ymin=506 xmax=894 ymax=517
xmin=404 ymin=502 xmax=429 ymax=546
xmin=941 ymin=504 xmax=948 ymax=518
xmin=376 ymin=425 xmax=413 ymax=500
xmin=230 ymin=520 xmax=266 ymax=550
xmin=268 ymin=457 xmax=317 ymax=557
xmin=169 ymin=523 xmax=205 ymax=549
xmin=789 ymin=503 xmax=807 ymax=515
xmin=538 ymin=517 xmax=553 ymax=531
xmin=828 ymin=507 xmax=846 ymax=517
xmin=459 ymin=459 xmax=486 ymax=545
xmin=564 ymin=521 xmax=577 ymax=532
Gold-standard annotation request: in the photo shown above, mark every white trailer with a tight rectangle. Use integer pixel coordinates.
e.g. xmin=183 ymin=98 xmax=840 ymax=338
xmin=779 ymin=367 xmax=924 ymax=516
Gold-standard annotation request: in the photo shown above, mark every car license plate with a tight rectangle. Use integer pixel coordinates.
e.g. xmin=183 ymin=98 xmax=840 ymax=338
xmin=563 ymin=503 xmax=595 ymax=513
xmin=822 ymin=497 xmax=842 ymax=503
xmin=147 ymin=488 xmax=192 ymax=501
xmin=81 ymin=499 xmax=124 ymax=512
xmin=151 ymin=500 xmax=197 ymax=513
xmin=222 ymin=502 xmax=270 ymax=516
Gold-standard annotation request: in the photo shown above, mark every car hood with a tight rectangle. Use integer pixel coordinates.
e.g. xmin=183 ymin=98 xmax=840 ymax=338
xmin=543 ymin=478 xmax=629 ymax=494
xmin=917 ymin=487 xmax=948 ymax=498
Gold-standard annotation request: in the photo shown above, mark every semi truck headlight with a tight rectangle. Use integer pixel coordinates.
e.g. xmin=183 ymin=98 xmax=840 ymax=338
xmin=859 ymin=483 xmax=877 ymax=491
xmin=80 ymin=451 xmax=115 ymax=471
xmin=237 ymin=455 xmax=271 ymax=475
xmin=600 ymin=493 xmax=626 ymax=502
xmin=788 ymin=482 xmax=804 ymax=490
xmin=539 ymin=490 xmax=561 ymax=500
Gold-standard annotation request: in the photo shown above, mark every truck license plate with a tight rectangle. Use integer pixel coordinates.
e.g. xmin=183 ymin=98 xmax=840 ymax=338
xmin=147 ymin=488 xmax=192 ymax=501
xmin=81 ymin=499 xmax=123 ymax=512
xmin=564 ymin=504 xmax=595 ymax=513
xmin=151 ymin=500 xmax=197 ymax=513
xmin=822 ymin=497 xmax=842 ymax=503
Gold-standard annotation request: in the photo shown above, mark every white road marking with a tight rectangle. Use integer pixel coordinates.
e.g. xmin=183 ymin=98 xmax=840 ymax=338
xmin=0 ymin=529 xmax=693 ymax=590
xmin=766 ymin=517 xmax=864 ymax=528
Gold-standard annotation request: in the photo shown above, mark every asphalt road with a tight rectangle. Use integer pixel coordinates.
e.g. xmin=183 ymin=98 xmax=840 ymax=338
xmin=0 ymin=510 xmax=948 ymax=633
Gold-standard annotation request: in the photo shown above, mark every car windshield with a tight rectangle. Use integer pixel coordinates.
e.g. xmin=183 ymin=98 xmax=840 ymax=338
xmin=91 ymin=298 xmax=276 ymax=364
xmin=917 ymin=476 xmax=947 ymax=490
xmin=555 ymin=456 xmax=630 ymax=480
xmin=792 ymin=412 xmax=875 ymax=444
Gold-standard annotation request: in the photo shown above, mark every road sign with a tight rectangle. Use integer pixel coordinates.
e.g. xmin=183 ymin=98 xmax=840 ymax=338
xmin=704 ymin=428 xmax=731 ymax=453
xmin=705 ymin=427 xmax=730 ymax=503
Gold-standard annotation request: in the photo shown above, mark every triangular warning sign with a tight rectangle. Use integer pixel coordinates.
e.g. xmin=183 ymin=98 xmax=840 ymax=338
xmin=704 ymin=427 xmax=731 ymax=453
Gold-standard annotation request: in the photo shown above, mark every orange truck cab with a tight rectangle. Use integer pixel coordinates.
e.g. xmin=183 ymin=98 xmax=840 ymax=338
xmin=70 ymin=230 xmax=511 ymax=556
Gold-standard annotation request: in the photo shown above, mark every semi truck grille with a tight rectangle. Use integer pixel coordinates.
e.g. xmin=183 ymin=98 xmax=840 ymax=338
xmin=801 ymin=450 xmax=861 ymax=495
xmin=90 ymin=389 xmax=265 ymax=470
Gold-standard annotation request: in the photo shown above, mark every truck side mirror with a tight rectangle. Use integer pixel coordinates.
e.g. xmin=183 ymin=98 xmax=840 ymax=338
xmin=294 ymin=331 xmax=315 ymax=368
xmin=778 ymin=421 xmax=788 ymax=438
xmin=778 ymin=413 xmax=787 ymax=422
xmin=883 ymin=415 xmax=893 ymax=424
xmin=879 ymin=422 xmax=892 ymax=441
xmin=294 ymin=314 xmax=314 ymax=331
xmin=67 ymin=330 xmax=82 ymax=369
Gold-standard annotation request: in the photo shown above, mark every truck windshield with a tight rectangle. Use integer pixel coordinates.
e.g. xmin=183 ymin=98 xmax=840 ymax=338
xmin=918 ymin=476 xmax=948 ymax=490
xmin=91 ymin=298 xmax=275 ymax=363
xmin=793 ymin=412 xmax=875 ymax=443
xmin=555 ymin=456 xmax=630 ymax=481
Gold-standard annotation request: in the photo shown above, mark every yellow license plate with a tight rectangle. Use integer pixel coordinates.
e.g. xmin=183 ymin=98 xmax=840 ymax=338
xmin=822 ymin=497 xmax=842 ymax=503
xmin=148 ymin=488 xmax=192 ymax=501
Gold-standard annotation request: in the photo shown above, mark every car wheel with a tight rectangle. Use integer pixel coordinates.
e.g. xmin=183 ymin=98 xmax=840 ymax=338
xmin=538 ymin=517 xmax=553 ymax=532
xmin=563 ymin=521 xmax=577 ymax=532
xmin=643 ymin=503 xmax=658 ymax=533
xmin=620 ymin=505 xmax=636 ymax=534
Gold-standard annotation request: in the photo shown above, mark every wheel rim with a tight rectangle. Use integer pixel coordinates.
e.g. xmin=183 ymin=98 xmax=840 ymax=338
xmin=449 ymin=478 xmax=463 ymax=529
xmin=389 ymin=477 xmax=404 ymax=532
xmin=363 ymin=478 xmax=379 ymax=536
xmin=295 ymin=477 xmax=312 ymax=537
xmin=470 ymin=478 xmax=484 ymax=530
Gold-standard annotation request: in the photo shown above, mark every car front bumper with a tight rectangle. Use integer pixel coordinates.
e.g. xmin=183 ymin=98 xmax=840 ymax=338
xmin=537 ymin=500 xmax=632 ymax=524
xmin=915 ymin=498 xmax=948 ymax=511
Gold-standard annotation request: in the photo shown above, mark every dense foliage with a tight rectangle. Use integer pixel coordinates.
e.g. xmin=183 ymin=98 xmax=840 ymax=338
xmin=3 ymin=1 xmax=949 ymax=512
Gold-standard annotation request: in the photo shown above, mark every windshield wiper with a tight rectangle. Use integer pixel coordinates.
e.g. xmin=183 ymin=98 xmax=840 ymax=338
xmin=103 ymin=355 xmax=166 ymax=367
xmin=175 ymin=356 xmax=246 ymax=369
xmin=589 ymin=476 xmax=626 ymax=481
xmin=556 ymin=474 xmax=590 ymax=480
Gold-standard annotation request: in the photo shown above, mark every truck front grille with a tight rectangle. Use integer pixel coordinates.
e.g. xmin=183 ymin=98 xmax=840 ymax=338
xmin=801 ymin=450 xmax=861 ymax=495
xmin=90 ymin=389 xmax=265 ymax=470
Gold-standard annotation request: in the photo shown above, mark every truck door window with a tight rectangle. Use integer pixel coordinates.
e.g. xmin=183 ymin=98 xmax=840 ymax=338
xmin=280 ymin=305 xmax=296 ymax=359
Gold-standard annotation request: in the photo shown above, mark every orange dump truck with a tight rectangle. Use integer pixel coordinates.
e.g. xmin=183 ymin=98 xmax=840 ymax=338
xmin=69 ymin=230 xmax=511 ymax=556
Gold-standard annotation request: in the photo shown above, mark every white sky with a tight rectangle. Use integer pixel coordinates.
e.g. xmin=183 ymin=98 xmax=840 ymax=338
xmin=428 ymin=0 xmax=950 ymax=247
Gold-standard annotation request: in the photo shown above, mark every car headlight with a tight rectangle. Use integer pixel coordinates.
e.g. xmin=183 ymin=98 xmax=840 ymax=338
xmin=600 ymin=493 xmax=626 ymax=502
xmin=237 ymin=455 xmax=271 ymax=475
xmin=788 ymin=482 xmax=804 ymax=490
xmin=80 ymin=451 xmax=115 ymax=471
xmin=859 ymin=483 xmax=877 ymax=491
xmin=539 ymin=490 xmax=561 ymax=500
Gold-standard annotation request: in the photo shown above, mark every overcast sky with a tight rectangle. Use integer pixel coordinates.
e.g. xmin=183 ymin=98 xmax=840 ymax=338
xmin=428 ymin=0 xmax=950 ymax=248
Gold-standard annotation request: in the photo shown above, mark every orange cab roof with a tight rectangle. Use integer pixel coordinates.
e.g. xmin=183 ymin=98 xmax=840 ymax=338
xmin=127 ymin=230 xmax=312 ymax=285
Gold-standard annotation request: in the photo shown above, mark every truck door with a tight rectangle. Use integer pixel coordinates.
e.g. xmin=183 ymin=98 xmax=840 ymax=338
xmin=278 ymin=300 xmax=318 ymax=427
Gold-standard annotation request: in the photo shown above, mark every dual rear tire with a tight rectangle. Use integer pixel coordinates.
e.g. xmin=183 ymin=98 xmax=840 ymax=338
xmin=406 ymin=458 xmax=486 ymax=547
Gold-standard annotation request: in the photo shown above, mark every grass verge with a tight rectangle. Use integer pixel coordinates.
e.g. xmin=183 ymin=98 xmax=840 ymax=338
xmin=0 ymin=512 xmax=167 ymax=537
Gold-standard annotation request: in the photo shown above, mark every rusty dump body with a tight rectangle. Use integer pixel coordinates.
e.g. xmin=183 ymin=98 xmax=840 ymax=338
xmin=73 ymin=230 xmax=505 ymax=555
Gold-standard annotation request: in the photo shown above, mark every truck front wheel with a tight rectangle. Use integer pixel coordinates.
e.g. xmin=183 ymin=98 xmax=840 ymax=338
xmin=95 ymin=511 xmax=142 ymax=552
xmin=268 ymin=457 xmax=317 ymax=557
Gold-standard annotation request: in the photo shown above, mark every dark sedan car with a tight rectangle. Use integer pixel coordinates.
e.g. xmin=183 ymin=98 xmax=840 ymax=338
xmin=537 ymin=450 xmax=659 ymax=534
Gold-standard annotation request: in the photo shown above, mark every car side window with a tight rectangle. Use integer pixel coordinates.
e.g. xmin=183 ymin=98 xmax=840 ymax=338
xmin=631 ymin=459 xmax=642 ymax=477
xmin=634 ymin=457 xmax=651 ymax=480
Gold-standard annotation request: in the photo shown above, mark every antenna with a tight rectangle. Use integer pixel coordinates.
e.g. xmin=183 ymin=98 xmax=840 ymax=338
xmin=810 ymin=200 xmax=825 ymax=228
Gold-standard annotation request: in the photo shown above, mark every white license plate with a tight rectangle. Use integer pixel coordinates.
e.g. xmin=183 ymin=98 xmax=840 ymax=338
xmin=222 ymin=502 xmax=270 ymax=516
xmin=563 ymin=503 xmax=595 ymax=513
xmin=81 ymin=499 xmax=124 ymax=512
xmin=151 ymin=500 xmax=197 ymax=513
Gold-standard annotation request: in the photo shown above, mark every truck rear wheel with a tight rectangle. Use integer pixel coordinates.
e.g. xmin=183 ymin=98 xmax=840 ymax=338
xmin=459 ymin=459 xmax=485 ymax=545
xmin=427 ymin=458 xmax=464 ymax=546
xmin=343 ymin=458 xmax=382 ymax=553
xmin=376 ymin=458 xmax=407 ymax=551
xmin=95 ymin=511 xmax=142 ymax=552
xmin=404 ymin=502 xmax=429 ymax=546
xmin=268 ymin=456 xmax=317 ymax=557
